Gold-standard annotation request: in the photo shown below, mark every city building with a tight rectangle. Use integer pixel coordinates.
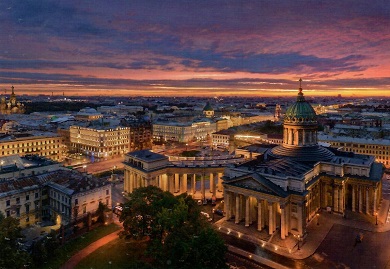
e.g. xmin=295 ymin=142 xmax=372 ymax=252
xmin=203 ymin=102 xmax=215 ymax=118
xmin=0 ymin=168 xmax=111 ymax=228
xmin=0 ymin=132 xmax=66 ymax=161
xmin=221 ymin=82 xmax=383 ymax=240
xmin=153 ymin=119 xmax=216 ymax=143
xmin=0 ymin=86 xmax=25 ymax=114
xmin=318 ymin=134 xmax=390 ymax=168
xmin=120 ymin=116 xmax=153 ymax=152
xmin=123 ymin=150 xmax=239 ymax=200
xmin=75 ymin=107 xmax=103 ymax=121
xmin=69 ymin=125 xmax=130 ymax=158
xmin=212 ymin=129 xmax=234 ymax=149
xmin=45 ymin=170 xmax=112 ymax=226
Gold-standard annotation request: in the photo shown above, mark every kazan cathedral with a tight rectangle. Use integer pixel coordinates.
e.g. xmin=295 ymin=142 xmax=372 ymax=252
xmin=222 ymin=81 xmax=383 ymax=239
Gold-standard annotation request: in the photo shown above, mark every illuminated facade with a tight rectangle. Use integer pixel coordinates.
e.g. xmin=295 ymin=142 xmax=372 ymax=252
xmin=123 ymin=150 xmax=226 ymax=200
xmin=153 ymin=120 xmax=216 ymax=143
xmin=318 ymin=134 xmax=390 ymax=168
xmin=0 ymin=168 xmax=111 ymax=228
xmin=0 ymin=134 xmax=66 ymax=161
xmin=0 ymin=86 xmax=25 ymax=114
xmin=70 ymin=126 xmax=130 ymax=157
xmin=221 ymin=82 xmax=383 ymax=240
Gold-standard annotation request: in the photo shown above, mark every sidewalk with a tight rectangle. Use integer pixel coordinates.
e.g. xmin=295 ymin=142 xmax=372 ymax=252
xmin=215 ymin=198 xmax=390 ymax=262
xmin=60 ymin=216 xmax=123 ymax=269
xmin=60 ymin=229 xmax=121 ymax=269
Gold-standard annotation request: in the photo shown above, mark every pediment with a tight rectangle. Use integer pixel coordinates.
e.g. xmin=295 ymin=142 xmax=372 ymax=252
xmin=226 ymin=174 xmax=287 ymax=197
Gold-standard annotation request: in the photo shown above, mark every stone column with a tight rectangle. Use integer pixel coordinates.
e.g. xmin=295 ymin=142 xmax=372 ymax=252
xmin=129 ymin=172 xmax=134 ymax=193
xmin=280 ymin=204 xmax=285 ymax=240
xmin=209 ymin=173 xmax=214 ymax=194
xmin=201 ymin=174 xmax=205 ymax=200
xmin=235 ymin=195 xmax=240 ymax=224
xmin=192 ymin=174 xmax=196 ymax=194
xmin=268 ymin=202 xmax=274 ymax=235
xmin=366 ymin=187 xmax=370 ymax=214
xmin=245 ymin=196 xmax=250 ymax=227
xmin=288 ymin=129 xmax=293 ymax=145
xmin=224 ymin=190 xmax=231 ymax=220
xmin=257 ymin=199 xmax=262 ymax=231
xmin=352 ymin=185 xmax=356 ymax=212
xmin=174 ymin=174 xmax=180 ymax=193
xmin=323 ymin=183 xmax=328 ymax=208
xmin=169 ymin=174 xmax=175 ymax=193
xmin=302 ymin=130 xmax=306 ymax=145
xmin=297 ymin=203 xmax=303 ymax=235
xmin=181 ymin=174 xmax=188 ymax=193
xmin=334 ymin=185 xmax=339 ymax=212
xmin=340 ymin=185 xmax=344 ymax=212
xmin=359 ymin=186 xmax=363 ymax=212
xmin=373 ymin=187 xmax=377 ymax=214
xmin=217 ymin=173 xmax=223 ymax=192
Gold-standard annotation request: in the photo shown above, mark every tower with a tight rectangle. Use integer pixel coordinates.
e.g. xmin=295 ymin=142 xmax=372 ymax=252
xmin=269 ymin=78 xmax=334 ymax=162
xmin=10 ymin=86 xmax=16 ymax=107
xmin=203 ymin=102 xmax=214 ymax=118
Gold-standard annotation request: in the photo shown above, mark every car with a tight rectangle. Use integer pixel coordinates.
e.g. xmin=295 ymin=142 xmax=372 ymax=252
xmin=197 ymin=200 xmax=203 ymax=205
xmin=213 ymin=209 xmax=224 ymax=216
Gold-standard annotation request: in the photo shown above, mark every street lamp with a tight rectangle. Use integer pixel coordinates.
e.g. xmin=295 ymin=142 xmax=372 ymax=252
xmin=375 ymin=212 xmax=378 ymax=225
xmin=297 ymin=235 xmax=301 ymax=250
xmin=317 ymin=213 xmax=319 ymax=225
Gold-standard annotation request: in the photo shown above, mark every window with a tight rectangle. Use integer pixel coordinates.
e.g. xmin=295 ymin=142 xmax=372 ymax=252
xmin=16 ymin=197 xmax=20 ymax=204
xmin=26 ymin=195 xmax=30 ymax=201
xmin=6 ymin=200 xmax=10 ymax=207
xmin=6 ymin=210 xmax=10 ymax=217
xmin=35 ymin=192 xmax=39 ymax=199
xmin=106 ymin=189 xmax=109 ymax=195
xmin=75 ymin=199 xmax=78 ymax=205
xmin=16 ymin=208 xmax=20 ymax=217
xmin=83 ymin=205 xmax=86 ymax=214
xmin=26 ymin=204 xmax=30 ymax=214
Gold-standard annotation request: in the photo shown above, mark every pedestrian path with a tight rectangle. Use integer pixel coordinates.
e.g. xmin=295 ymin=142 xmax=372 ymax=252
xmin=60 ymin=229 xmax=121 ymax=269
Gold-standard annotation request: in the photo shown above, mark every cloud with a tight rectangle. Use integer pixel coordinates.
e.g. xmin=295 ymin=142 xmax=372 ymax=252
xmin=0 ymin=0 xmax=389 ymax=95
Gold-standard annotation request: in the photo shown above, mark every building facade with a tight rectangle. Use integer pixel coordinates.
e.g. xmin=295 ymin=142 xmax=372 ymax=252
xmin=0 ymin=134 xmax=66 ymax=161
xmin=0 ymin=168 xmax=111 ymax=228
xmin=318 ymin=134 xmax=390 ymax=168
xmin=153 ymin=120 xmax=217 ymax=143
xmin=69 ymin=126 xmax=130 ymax=158
xmin=222 ymin=82 xmax=383 ymax=240
xmin=123 ymin=150 xmax=226 ymax=201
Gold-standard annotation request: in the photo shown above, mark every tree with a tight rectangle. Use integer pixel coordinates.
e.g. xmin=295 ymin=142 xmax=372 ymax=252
xmin=96 ymin=201 xmax=109 ymax=223
xmin=119 ymin=186 xmax=176 ymax=240
xmin=120 ymin=186 xmax=228 ymax=269
xmin=0 ymin=217 xmax=31 ymax=269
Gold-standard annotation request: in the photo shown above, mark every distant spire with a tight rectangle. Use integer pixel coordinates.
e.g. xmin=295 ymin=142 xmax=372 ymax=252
xmin=299 ymin=78 xmax=303 ymax=93
xmin=11 ymin=85 xmax=14 ymax=94
xmin=297 ymin=78 xmax=305 ymax=101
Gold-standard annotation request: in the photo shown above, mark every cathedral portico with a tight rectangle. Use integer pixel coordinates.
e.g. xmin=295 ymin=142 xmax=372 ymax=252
xmin=222 ymin=80 xmax=384 ymax=240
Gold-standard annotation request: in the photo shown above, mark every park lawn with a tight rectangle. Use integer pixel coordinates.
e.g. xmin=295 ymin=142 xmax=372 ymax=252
xmin=41 ymin=223 xmax=121 ymax=269
xmin=75 ymin=238 xmax=149 ymax=269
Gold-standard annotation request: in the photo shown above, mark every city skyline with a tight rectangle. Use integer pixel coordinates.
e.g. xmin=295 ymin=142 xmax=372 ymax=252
xmin=1 ymin=0 xmax=389 ymax=97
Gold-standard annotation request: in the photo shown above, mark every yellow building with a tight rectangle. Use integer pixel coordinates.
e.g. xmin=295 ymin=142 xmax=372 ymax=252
xmin=318 ymin=134 xmax=390 ymax=168
xmin=0 ymin=133 xmax=66 ymax=161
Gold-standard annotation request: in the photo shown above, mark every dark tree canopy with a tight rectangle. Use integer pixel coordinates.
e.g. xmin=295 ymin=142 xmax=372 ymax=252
xmin=0 ymin=217 xmax=31 ymax=269
xmin=120 ymin=186 xmax=228 ymax=269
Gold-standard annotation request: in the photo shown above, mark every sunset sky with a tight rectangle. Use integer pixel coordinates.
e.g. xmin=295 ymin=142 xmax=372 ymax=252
xmin=0 ymin=0 xmax=389 ymax=97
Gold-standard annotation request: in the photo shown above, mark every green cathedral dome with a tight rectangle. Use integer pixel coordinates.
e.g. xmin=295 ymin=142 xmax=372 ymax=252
xmin=284 ymin=89 xmax=317 ymax=122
